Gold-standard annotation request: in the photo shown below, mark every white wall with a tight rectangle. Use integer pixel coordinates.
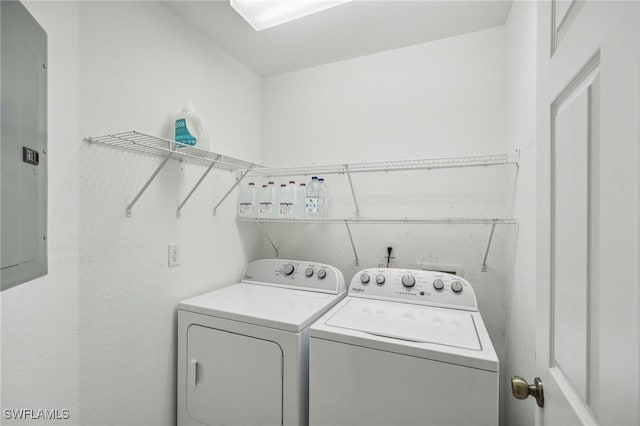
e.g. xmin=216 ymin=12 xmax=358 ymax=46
xmin=261 ymin=27 xmax=513 ymax=371
xmin=502 ymin=2 xmax=537 ymax=425
xmin=3 ymin=1 xmax=261 ymax=425
xmin=0 ymin=3 xmax=537 ymax=425
xmin=1 ymin=1 xmax=80 ymax=424
xmin=76 ymin=2 xmax=262 ymax=425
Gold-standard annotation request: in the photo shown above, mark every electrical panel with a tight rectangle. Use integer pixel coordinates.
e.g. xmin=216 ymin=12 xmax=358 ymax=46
xmin=1 ymin=1 xmax=48 ymax=291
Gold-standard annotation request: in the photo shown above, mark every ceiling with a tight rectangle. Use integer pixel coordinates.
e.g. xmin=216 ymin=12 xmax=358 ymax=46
xmin=163 ymin=1 xmax=513 ymax=77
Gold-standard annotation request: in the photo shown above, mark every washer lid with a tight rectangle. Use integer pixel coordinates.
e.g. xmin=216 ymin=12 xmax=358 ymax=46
xmin=325 ymin=298 xmax=481 ymax=350
xmin=179 ymin=283 xmax=345 ymax=332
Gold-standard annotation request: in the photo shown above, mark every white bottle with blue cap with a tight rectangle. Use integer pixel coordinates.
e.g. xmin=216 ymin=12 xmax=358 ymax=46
xmin=174 ymin=101 xmax=209 ymax=150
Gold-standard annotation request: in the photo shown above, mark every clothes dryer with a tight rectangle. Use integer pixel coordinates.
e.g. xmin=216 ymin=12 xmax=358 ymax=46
xmin=309 ymin=268 xmax=498 ymax=426
xmin=178 ymin=259 xmax=346 ymax=426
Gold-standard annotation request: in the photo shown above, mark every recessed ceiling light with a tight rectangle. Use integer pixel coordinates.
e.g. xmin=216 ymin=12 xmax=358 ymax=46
xmin=230 ymin=0 xmax=352 ymax=31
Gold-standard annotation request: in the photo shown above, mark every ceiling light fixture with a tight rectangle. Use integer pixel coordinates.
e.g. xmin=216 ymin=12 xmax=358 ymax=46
xmin=230 ymin=0 xmax=351 ymax=31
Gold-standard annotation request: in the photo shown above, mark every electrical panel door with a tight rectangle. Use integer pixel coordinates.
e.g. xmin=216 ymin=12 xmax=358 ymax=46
xmin=1 ymin=1 xmax=48 ymax=291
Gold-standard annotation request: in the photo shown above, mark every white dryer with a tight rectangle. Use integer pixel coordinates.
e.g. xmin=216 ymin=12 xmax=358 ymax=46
xmin=309 ymin=268 xmax=499 ymax=426
xmin=177 ymin=259 xmax=346 ymax=426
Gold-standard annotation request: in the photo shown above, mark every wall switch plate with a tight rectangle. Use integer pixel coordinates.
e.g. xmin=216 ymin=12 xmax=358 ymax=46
xmin=168 ymin=245 xmax=180 ymax=267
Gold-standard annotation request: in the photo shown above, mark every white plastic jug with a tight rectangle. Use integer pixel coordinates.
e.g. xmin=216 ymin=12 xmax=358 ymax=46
xmin=175 ymin=102 xmax=209 ymax=150
xmin=238 ymin=182 xmax=256 ymax=218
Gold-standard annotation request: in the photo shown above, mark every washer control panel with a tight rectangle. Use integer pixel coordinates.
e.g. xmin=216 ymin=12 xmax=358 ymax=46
xmin=242 ymin=258 xmax=346 ymax=294
xmin=349 ymin=268 xmax=477 ymax=311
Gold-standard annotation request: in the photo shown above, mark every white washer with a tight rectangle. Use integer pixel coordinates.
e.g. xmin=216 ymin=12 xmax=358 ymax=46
xmin=177 ymin=259 xmax=346 ymax=426
xmin=309 ymin=268 xmax=499 ymax=426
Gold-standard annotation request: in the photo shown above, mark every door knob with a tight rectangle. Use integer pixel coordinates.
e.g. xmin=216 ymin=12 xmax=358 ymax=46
xmin=511 ymin=376 xmax=544 ymax=407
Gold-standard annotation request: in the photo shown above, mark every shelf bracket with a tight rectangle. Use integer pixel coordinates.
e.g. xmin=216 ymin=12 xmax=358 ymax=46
xmin=345 ymin=165 xmax=361 ymax=217
xmin=256 ymin=222 xmax=279 ymax=257
xmin=213 ymin=164 xmax=255 ymax=217
xmin=481 ymin=221 xmax=497 ymax=272
xmin=126 ymin=152 xmax=174 ymax=217
xmin=344 ymin=222 xmax=359 ymax=266
xmin=177 ymin=155 xmax=221 ymax=218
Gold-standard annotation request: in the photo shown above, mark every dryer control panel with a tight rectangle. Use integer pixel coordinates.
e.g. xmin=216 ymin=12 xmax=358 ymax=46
xmin=242 ymin=258 xmax=346 ymax=295
xmin=349 ymin=268 xmax=477 ymax=311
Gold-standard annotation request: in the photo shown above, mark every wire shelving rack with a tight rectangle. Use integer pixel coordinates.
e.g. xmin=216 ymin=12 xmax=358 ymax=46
xmin=85 ymin=130 xmax=519 ymax=270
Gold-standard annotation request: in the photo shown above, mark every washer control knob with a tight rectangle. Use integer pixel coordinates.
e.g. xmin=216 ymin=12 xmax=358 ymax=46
xmin=317 ymin=269 xmax=327 ymax=279
xmin=451 ymin=281 xmax=463 ymax=293
xmin=360 ymin=273 xmax=370 ymax=284
xmin=402 ymin=274 xmax=416 ymax=288
xmin=433 ymin=279 xmax=444 ymax=290
xmin=375 ymin=274 xmax=386 ymax=285
xmin=283 ymin=263 xmax=295 ymax=276
xmin=305 ymin=267 xmax=314 ymax=277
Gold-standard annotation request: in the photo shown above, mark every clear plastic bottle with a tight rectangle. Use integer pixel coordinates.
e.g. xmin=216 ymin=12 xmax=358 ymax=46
xmin=295 ymin=183 xmax=306 ymax=218
xmin=259 ymin=184 xmax=275 ymax=217
xmin=278 ymin=183 xmax=294 ymax=218
xmin=305 ymin=176 xmax=321 ymax=217
xmin=238 ymin=182 xmax=256 ymax=217
xmin=318 ymin=178 xmax=330 ymax=217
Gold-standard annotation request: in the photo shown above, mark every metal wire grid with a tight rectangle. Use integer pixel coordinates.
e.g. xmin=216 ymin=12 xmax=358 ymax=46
xmin=237 ymin=217 xmax=518 ymax=225
xmin=86 ymin=131 xmax=518 ymax=178
xmin=250 ymin=152 xmax=519 ymax=177
xmin=86 ymin=131 xmax=262 ymax=172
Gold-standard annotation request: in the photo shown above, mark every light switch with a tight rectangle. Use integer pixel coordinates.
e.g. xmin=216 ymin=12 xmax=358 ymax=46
xmin=168 ymin=245 xmax=180 ymax=267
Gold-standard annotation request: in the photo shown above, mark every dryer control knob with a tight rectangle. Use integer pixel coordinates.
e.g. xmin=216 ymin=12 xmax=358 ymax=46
xmin=317 ymin=269 xmax=327 ymax=279
xmin=433 ymin=279 xmax=444 ymax=290
xmin=375 ymin=274 xmax=386 ymax=285
xmin=283 ymin=263 xmax=295 ymax=276
xmin=305 ymin=267 xmax=314 ymax=277
xmin=451 ymin=281 xmax=463 ymax=293
xmin=360 ymin=273 xmax=370 ymax=284
xmin=402 ymin=275 xmax=416 ymax=288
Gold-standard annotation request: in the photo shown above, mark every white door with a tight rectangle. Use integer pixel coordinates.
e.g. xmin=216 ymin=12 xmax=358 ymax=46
xmin=536 ymin=1 xmax=640 ymax=425
xmin=187 ymin=325 xmax=283 ymax=426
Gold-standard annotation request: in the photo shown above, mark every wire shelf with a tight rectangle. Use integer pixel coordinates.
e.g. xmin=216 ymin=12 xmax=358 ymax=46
xmin=251 ymin=152 xmax=519 ymax=177
xmin=237 ymin=217 xmax=518 ymax=225
xmin=84 ymin=129 xmax=516 ymax=269
xmin=85 ymin=130 xmax=262 ymax=171
xmin=86 ymin=131 xmax=518 ymax=176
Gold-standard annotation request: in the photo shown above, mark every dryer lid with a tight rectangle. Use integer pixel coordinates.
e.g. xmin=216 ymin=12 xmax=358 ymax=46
xmin=179 ymin=283 xmax=345 ymax=332
xmin=325 ymin=298 xmax=481 ymax=350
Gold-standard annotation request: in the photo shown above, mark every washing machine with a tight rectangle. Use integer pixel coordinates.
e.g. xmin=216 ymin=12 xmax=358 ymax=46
xmin=177 ymin=258 xmax=346 ymax=426
xmin=309 ymin=268 xmax=499 ymax=426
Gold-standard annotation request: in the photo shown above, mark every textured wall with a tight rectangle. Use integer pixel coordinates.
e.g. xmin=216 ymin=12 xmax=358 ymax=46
xmin=261 ymin=27 xmax=513 ymax=366
xmin=502 ymin=2 xmax=537 ymax=425
xmin=1 ymin=2 xmax=80 ymax=424
xmin=0 ymin=4 xmax=540 ymax=425
xmin=76 ymin=2 xmax=262 ymax=425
